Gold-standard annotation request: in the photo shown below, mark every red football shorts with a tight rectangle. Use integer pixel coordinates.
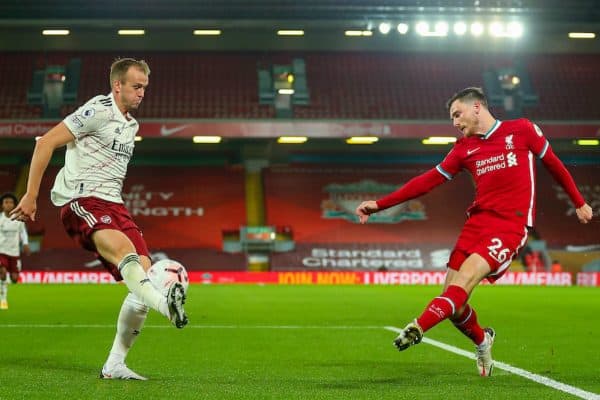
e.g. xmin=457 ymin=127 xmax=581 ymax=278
xmin=60 ymin=197 xmax=149 ymax=281
xmin=448 ymin=212 xmax=529 ymax=283
xmin=0 ymin=253 xmax=20 ymax=274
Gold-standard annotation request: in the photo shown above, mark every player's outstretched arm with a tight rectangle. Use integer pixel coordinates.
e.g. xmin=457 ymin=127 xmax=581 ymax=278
xmin=355 ymin=168 xmax=447 ymax=225
xmin=355 ymin=200 xmax=379 ymax=224
xmin=538 ymin=145 xmax=593 ymax=224
xmin=575 ymin=203 xmax=593 ymax=224
xmin=10 ymin=122 xmax=74 ymax=222
xmin=377 ymin=168 xmax=446 ymax=211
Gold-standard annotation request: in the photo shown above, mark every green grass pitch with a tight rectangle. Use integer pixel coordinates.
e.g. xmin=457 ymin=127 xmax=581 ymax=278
xmin=0 ymin=284 xmax=598 ymax=399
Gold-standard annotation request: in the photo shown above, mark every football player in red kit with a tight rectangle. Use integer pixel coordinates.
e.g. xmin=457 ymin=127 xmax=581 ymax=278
xmin=356 ymin=87 xmax=593 ymax=376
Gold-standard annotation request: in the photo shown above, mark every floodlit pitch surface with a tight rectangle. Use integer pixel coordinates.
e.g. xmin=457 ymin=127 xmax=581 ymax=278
xmin=0 ymin=285 xmax=598 ymax=399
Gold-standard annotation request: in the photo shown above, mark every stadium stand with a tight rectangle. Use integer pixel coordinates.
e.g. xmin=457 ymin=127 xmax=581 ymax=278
xmin=20 ymin=165 xmax=247 ymax=270
xmin=0 ymin=53 xmax=42 ymax=118
xmin=0 ymin=165 xmax=19 ymax=191
xmin=1 ymin=52 xmax=600 ymax=120
xmin=264 ymin=163 xmax=599 ymax=247
xmin=33 ymin=165 xmax=246 ymax=250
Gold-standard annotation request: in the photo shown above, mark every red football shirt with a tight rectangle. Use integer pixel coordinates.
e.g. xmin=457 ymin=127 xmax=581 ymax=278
xmin=437 ymin=118 xmax=548 ymax=227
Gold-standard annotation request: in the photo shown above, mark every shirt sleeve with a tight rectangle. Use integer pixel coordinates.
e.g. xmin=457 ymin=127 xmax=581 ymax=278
xmin=63 ymin=99 xmax=110 ymax=140
xmin=540 ymin=146 xmax=586 ymax=208
xmin=525 ymin=120 xmax=550 ymax=158
xmin=376 ymin=168 xmax=447 ymax=210
xmin=524 ymin=120 xmax=584 ymax=207
xmin=435 ymin=145 xmax=463 ymax=180
xmin=19 ymin=223 xmax=29 ymax=246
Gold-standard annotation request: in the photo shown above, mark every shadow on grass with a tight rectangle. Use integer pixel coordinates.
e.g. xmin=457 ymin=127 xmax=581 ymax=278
xmin=2 ymin=355 xmax=99 ymax=376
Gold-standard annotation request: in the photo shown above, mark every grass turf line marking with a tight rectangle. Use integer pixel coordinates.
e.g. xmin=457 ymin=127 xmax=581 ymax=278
xmin=3 ymin=323 xmax=598 ymax=398
xmin=1 ymin=324 xmax=382 ymax=329
xmin=385 ymin=326 xmax=600 ymax=400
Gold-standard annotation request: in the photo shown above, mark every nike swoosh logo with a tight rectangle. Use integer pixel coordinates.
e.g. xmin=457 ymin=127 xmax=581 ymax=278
xmin=160 ymin=125 xmax=188 ymax=136
xmin=467 ymin=147 xmax=480 ymax=155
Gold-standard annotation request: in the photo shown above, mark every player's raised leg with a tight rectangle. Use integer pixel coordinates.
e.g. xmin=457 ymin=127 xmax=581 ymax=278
xmin=92 ymin=229 xmax=187 ymax=328
xmin=393 ymin=253 xmax=490 ymax=350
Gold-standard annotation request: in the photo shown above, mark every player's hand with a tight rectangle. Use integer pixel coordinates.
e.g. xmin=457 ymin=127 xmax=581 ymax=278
xmin=10 ymin=193 xmax=37 ymax=222
xmin=22 ymin=244 xmax=31 ymax=256
xmin=575 ymin=203 xmax=593 ymax=224
xmin=355 ymin=200 xmax=379 ymax=224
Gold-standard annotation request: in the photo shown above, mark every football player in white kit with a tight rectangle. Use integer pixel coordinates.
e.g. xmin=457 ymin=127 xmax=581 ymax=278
xmin=11 ymin=58 xmax=187 ymax=380
xmin=0 ymin=192 xmax=30 ymax=310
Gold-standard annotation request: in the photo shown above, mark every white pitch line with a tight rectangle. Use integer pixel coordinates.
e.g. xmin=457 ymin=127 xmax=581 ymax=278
xmin=2 ymin=322 xmax=597 ymax=399
xmin=0 ymin=324 xmax=382 ymax=330
xmin=385 ymin=326 xmax=600 ymax=400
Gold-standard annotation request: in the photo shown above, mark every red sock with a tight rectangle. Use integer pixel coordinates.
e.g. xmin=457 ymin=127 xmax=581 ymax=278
xmin=416 ymin=285 xmax=468 ymax=333
xmin=451 ymin=304 xmax=485 ymax=345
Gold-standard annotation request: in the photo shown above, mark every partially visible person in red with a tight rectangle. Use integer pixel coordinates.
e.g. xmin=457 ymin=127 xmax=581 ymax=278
xmin=551 ymin=259 xmax=563 ymax=273
xmin=523 ymin=250 xmax=544 ymax=272
xmin=356 ymin=87 xmax=593 ymax=376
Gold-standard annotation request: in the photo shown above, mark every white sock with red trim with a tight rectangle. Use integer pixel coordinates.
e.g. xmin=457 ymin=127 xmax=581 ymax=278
xmin=118 ymin=253 xmax=169 ymax=317
xmin=105 ymin=292 xmax=148 ymax=369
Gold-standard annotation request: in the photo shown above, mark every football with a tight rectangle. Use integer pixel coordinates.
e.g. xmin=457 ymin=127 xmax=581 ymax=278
xmin=147 ymin=259 xmax=190 ymax=296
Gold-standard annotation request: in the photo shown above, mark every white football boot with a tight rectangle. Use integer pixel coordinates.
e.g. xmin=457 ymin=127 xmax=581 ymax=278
xmin=100 ymin=363 xmax=148 ymax=380
xmin=393 ymin=320 xmax=424 ymax=351
xmin=476 ymin=327 xmax=496 ymax=377
xmin=167 ymin=282 xmax=188 ymax=328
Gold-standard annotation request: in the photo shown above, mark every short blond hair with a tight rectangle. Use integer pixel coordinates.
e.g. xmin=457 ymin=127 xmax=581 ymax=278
xmin=109 ymin=58 xmax=150 ymax=87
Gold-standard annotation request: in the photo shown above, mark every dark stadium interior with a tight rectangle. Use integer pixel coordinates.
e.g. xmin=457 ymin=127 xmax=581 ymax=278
xmin=0 ymin=2 xmax=599 ymax=398
xmin=0 ymin=0 xmax=598 ymax=273
xmin=2 ymin=51 xmax=600 ymax=120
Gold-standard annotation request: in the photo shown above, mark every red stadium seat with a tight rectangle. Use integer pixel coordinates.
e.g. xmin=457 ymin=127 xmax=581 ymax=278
xmin=0 ymin=52 xmax=599 ymax=120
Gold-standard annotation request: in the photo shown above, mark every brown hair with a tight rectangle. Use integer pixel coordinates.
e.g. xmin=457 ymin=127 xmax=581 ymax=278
xmin=446 ymin=87 xmax=488 ymax=111
xmin=109 ymin=58 xmax=150 ymax=87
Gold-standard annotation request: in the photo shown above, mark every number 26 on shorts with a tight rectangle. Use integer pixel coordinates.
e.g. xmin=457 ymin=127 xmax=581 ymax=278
xmin=487 ymin=238 xmax=510 ymax=263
